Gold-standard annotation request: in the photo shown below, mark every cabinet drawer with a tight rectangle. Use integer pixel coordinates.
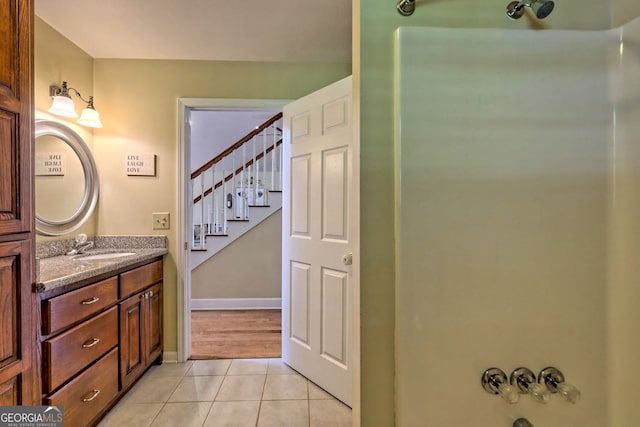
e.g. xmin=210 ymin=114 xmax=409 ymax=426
xmin=120 ymin=260 xmax=162 ymax=299
xmin=44 ymin=348 xmax=119 ymax=427
xmin=43 ymin=307 xmax=118 ymax=393
xmin=42 ymin=276 xmax=118 ymax=335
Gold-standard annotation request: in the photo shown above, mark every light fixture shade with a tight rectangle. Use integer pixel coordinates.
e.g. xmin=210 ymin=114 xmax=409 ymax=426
xmin=48 ymin=95 xmax=78 ymax=118
xmin=78 ymin=107 xmax=103 ymax=128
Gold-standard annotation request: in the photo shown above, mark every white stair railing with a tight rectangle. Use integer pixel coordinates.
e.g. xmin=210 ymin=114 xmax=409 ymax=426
xmin=190 ymin=113 xmax=283 ymax=250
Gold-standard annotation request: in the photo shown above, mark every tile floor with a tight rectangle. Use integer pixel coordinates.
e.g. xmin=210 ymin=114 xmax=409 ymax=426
xmin=98 ymin=358 xmax=351 ymax=427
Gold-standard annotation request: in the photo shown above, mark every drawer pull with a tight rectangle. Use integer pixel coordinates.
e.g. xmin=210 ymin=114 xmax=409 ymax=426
xmin=81 ymin=296 xmax=100 ymax=305
xmin=82 ymin=337 xmax=100 ymax=348
xmin=82 ymin=389 xmax=101 ymax=402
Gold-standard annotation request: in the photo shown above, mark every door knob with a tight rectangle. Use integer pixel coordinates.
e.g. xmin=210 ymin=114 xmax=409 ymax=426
xmin=342 ymin=252 xmax=353 ymax=265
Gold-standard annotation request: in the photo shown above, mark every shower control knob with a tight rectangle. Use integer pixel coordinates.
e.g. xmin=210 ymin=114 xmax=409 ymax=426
xmin=482 ymin=368 xmax=520 ymax=404
xmin=556 ymin=382 xmax=581 ymax=404
xmin=538 ymin=367 xmax=581 ymax=404
xmin=528 ymin=382 xmax=551 ymax=404
xmin=498 ymin=382 xmax=520 ymax=404
xmin=510 ymin=367 xmax=550 ymax=404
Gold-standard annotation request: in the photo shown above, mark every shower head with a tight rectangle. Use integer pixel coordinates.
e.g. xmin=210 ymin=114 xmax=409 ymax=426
xmin=397 ymin=0 xmax=416 ymax=16
xmin=506 ymin=0 xmax=555 ymax=20
xmin=532 ymin=0 xmax=554 ymax=18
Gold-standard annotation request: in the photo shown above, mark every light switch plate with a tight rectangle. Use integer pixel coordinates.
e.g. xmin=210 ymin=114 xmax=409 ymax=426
xmin=152 ymin=212 xmax=170 ymax=230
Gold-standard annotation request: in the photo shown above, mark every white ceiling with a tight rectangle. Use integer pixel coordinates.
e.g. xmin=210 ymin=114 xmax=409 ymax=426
xmin=35 ymin=0 xmax=352 ymax=63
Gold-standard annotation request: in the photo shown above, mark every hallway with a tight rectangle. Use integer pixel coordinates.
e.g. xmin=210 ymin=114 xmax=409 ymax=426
xmin=191 ymin=310 xmax=281 ymax=359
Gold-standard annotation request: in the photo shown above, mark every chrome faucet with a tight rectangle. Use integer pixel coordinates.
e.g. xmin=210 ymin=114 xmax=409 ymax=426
xmin=66 ymin=233 xmax=94 ymax=255
xmin=514 ymin=418 xmax=534 ymax=427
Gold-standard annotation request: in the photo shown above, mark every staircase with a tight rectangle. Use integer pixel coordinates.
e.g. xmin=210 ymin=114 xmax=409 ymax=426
xmin=190 ymin=113 xmax=283 ymax=270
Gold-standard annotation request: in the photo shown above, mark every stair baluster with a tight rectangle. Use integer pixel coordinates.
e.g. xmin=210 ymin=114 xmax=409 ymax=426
xmin=222 ymin=166 xmax=228 ymax=234
xmin=214 ymin=163 xmax=220 ymax=235
xmin=260 ymin=128 xmax=267 ymax=205
xmin=271 ymin=123 xmax=276 ymax=191
xmin=252 ymin=134 xmax=257 ymax=206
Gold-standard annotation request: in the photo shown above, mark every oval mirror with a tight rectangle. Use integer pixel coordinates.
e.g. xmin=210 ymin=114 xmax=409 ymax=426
xmin=35 ymin=120 xmax=99 ymax=236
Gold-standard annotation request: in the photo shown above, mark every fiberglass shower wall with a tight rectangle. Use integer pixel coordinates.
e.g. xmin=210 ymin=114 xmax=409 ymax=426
xmin=395 ymin=19 xmax=640 ymax=427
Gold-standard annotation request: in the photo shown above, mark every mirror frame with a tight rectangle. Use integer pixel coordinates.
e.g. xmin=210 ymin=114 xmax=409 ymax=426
xmin=35 ymin=119 xmax=99 ymax=236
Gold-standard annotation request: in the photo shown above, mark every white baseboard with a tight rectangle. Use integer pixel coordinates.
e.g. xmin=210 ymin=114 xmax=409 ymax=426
xmin=191 ymin=298 xmax=282 ymax=310
xmin=162 ymin=351 xmax=178 ymax=364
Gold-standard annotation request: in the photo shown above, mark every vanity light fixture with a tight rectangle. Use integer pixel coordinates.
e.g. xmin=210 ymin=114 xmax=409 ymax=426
xmin=48 ymin=81 xmax=103 ymax=128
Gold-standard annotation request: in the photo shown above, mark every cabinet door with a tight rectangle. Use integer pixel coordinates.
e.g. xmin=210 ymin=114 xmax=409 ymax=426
xmin=146 ymin=283 xmax=163 ymax=365
xmin=0 ymin=0 xmax=33 ymax=236
xmin=119 ymin=292 xmax=146 ymax=390
xmin=0 ymin=240 xmax=36 ymax=405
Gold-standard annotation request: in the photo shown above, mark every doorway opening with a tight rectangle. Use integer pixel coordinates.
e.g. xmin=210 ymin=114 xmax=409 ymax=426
xmin=177 ymin=98 xmax=290 ymax=363
xmin=177 ymin=86 xmax=359 ymax=419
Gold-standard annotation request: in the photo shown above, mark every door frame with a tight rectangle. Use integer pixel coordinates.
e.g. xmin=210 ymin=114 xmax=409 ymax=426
xmin=176 ymin=98 xmax=291 ymax=362
xmin=176 ymin=94 xmax=360 ymax=425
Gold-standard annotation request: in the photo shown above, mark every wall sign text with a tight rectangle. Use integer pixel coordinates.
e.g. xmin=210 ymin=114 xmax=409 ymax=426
xmin=126 ymin=154 xmax=156 ymax=176
xmin=36 ymin=153 xmax=64 ymax=175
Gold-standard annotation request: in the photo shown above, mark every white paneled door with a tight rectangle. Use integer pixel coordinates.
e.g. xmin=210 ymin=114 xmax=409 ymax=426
xmin=282 ymin=76 xmax=355 ymax=406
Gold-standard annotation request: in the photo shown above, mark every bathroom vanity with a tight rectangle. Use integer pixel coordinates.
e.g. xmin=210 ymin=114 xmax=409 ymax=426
xmin=36 ymin=238 xmax=167 ymax=427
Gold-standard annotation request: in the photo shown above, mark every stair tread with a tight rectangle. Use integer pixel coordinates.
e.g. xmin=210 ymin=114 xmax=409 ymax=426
xmin=205 ymin=234 xmax=229 ymax=237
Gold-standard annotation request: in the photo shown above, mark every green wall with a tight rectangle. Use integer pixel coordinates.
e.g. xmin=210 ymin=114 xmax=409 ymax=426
xmin=357 ymin=0 xmax=613 ymax=424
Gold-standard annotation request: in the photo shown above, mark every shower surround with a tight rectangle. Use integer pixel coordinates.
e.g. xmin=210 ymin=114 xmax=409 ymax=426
xmin=394 ymin=17 xmax=640 ymax=427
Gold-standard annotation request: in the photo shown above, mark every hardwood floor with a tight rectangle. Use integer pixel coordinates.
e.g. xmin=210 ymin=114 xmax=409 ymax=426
xmin=190 ymin=309 xmax=281 ymax=359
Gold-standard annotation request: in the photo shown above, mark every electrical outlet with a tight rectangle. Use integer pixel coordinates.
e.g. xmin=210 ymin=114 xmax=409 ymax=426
xmin=152 ymin=212 xmax=170 ymax=230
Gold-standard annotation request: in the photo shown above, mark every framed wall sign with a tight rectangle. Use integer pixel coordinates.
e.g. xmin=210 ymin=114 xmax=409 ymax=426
xmin=126 ymin=154 xmax=156 ymax=176
xmin=36 ymin=152 xmax=65 ymax=175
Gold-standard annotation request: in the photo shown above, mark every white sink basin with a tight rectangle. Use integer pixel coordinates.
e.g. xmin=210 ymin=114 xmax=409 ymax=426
xmin=76 ymin=252 xmax=136 ymax=261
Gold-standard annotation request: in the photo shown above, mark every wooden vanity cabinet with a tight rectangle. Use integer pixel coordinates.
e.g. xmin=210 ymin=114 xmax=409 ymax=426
xmin=118 ymin=260 xmax=163 ymax=390
xmin=39 ymin=258 xmax=163 ymax=427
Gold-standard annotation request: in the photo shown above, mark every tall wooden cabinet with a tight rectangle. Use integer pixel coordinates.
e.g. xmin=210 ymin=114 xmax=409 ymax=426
xmin=0 ymin=0 xmax=38 ymax=406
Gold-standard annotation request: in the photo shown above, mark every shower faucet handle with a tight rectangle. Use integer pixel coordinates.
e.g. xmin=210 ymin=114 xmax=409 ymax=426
xmin=482 ymin=368 xmax=520 ymax=404
xmin=538 ymin=367 xmax=581 ymax=404
xmin=509 ymin=367 xmax=550 ymax=404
